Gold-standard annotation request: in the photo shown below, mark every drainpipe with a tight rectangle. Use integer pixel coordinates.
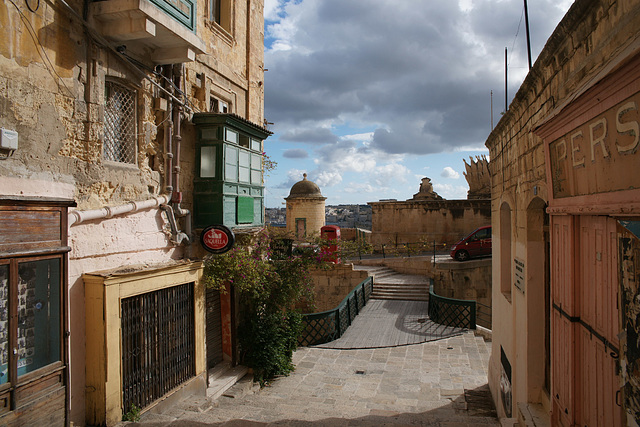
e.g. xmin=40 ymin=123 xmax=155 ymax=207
xmin=164 ymin=65 xmax=174 ymax=196
xmin=68 ymin=195 xmax=171 ymax=226
xmin=159 ymin=203 xmax=189 ymax=245
xmin=170 ymin=63 xmax=192 ymax=244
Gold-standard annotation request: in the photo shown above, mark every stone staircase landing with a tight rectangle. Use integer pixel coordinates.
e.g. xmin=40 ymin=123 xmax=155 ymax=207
xmin=353 ymin=265 xmax=430 ymax=301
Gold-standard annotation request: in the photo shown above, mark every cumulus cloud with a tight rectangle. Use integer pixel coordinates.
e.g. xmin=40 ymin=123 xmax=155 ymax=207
xmin=441 ymin=166 xmax=460 ymax=179
xmin=282 ymin=148 xmax=309 ymax=159
xmin=265 ymin=0 xmax=571 ymax=155
xmin=433 ymin=183 xmax=469 ymax=200
xmin=280 ymin=127 xmax=338 ymax=144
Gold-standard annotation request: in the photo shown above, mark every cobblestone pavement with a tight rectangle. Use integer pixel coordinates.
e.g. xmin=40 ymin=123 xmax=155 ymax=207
xmin=131 ymin=331 xmax=498 ymax=426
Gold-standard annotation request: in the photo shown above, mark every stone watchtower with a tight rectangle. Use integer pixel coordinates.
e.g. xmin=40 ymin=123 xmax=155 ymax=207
xmin=285 ymin=174 xmax=327 ymax=240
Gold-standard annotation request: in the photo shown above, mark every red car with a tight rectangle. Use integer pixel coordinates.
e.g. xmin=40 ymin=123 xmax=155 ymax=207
xmin=450 ymin=226 xmax=492 ymax=261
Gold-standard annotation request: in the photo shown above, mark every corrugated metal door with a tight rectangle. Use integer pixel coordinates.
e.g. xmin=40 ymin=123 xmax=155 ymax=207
xmin=206 ymin=287 xmax=223 ymax=369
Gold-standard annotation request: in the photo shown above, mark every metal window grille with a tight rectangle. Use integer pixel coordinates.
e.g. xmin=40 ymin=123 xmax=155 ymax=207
xmin=121 ymin=283 xmax=195 ymax=413
xmin=104 ymin=81 xmax=137 ymax=164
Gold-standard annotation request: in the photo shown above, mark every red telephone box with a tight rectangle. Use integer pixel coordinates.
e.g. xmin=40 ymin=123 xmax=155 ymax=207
xmin=321 ymin=225 xmax=341 ymax=263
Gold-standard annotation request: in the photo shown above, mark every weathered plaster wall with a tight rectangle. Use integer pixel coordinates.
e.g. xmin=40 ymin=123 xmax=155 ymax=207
xmin=485 ymin=0 xmax=640 ymax=420
xmin=309 ymin=264 xmax=369 ymax=312
xmin=368 ymin=199 xmax=490 ymax=248
xmin=0 ymin=0 xmax=266 ymax=424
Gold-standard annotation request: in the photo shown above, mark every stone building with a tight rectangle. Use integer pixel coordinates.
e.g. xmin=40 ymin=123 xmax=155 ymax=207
xmin=0 ymin=0 xmax=269 ymax=425
xmin=368 ymin=173 xmax=490 ymax=249
xmin=285 ymin=174 xmax=327 ymax=240
xmin=485 ymin=0 xmax=640 ymax=425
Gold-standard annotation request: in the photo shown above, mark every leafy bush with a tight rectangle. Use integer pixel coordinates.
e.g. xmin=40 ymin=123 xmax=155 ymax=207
xmin=203 ymin=230 xmax=318 ymax=384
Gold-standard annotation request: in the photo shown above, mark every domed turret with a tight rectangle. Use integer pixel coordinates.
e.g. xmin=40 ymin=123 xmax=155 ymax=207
xmin=285 ymin=174 xmax=327 ymax=240
xmin=287 ymin=173 xmax=324 ymax=198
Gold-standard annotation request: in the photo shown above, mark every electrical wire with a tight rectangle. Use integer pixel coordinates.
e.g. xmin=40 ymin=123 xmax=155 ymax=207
xmin=25 ymin=0 xmax=39 ymax=13
xmin=509 ymin=6 xmax=525 ymax=68
xmin=45 ymin=0 xmax=197 ymax=112
xmin=8 ymin=0 xmax=74 ymax=97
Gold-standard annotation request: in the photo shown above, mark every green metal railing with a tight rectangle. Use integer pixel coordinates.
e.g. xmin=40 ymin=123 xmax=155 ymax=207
xmin=298 ymin=276 xmax=373 ymax=346
xmin=428 ymin=283 xmax=476 ymax=330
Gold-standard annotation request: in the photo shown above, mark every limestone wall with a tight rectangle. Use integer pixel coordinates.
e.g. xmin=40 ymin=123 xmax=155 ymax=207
xmin=0 ymin=0 xmax=266 ymax=424
xmin=434 ymin=259 xmax=492 ymax=329
xmin=308 ymin=264 xmax=369 ymax=313
xmin=286 ymin=198 xmax=326 ymax=239
xmin=484 ymin=0 xmax=640 ymax=421
xmin=355 ymin=256 xmax=434 ymax=276
xmin=368 ymin=199 xmax=490 ymax=248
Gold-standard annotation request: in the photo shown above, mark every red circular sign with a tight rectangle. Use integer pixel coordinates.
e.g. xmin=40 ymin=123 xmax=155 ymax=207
xmin=200 ymin=225 xmax=235 ymax=254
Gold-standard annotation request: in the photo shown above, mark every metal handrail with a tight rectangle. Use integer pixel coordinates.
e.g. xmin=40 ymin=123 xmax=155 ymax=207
xmin=428 ymin=283 xmax=477 ymax=330
xmin=298 ymin=276 xmax=374 ymax=346
xmin=475 ymin=301 xmax=492 ymax=329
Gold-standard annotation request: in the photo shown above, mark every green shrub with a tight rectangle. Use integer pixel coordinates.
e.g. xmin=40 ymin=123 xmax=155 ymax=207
xmin=203 ymin=230 xmax=318 ymax=384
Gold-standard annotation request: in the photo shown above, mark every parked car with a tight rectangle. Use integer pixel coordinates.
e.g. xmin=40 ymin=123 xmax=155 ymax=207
xmin=450 ymin=226 xmax=492 ymax=261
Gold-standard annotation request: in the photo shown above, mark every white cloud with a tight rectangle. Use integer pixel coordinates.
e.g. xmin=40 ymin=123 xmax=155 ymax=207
xmin=343 ymin=183 xmax=376 ymax=194
xmin=315 ymin=170 xmax=343 ymax=187
xmin=441 ymin=166 xmax=460 ymax=179
xmin=433 ymin=183 xmax=469 ymax=200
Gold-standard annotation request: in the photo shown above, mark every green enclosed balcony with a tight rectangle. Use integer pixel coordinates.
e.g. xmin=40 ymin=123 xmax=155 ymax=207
xmin=89 ymin=0 xmax=206 ymax=64
xmin=192 ymin=113 xmax=272 ymax=230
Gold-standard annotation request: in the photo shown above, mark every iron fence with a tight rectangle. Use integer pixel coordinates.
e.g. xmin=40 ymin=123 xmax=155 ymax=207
xmin=476 ymin=301 xmax=492 ymax=329
xmin=121 ymin=283 xmax=195 ymax=414
xmin=299 ymin=276 xmax=373 ymax=346
xmin=428 ymin=283 xmax=476 ymax=329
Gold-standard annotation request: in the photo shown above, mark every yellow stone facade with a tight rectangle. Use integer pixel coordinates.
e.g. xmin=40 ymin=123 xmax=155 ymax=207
xmin=84 ymin=262 xmax=205 ymax=426
xmin=485 ymin=0 xmax=640 ymax=424
xmin=285 ymin=175 xmax=327 ymax=239
xmin=0 ymin=0 xmax=267 ymax=424
xmin=286 ymin=198 xmax=326 ymax=239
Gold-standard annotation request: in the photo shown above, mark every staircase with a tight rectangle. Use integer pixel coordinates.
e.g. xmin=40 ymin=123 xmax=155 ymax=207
xmin=353 ymin=265 xmax=430 ymax=301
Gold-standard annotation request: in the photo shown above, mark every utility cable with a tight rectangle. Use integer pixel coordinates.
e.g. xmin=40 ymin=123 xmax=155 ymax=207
xmin=8 ymin=0 xmax=74 ymax=97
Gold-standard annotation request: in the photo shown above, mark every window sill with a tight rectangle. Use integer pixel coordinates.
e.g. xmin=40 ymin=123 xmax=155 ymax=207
xmin=502 ymin=291 xmax=512 ymax=303
xmin=205 ymin=21 xmax=233 ymax=46
xmin=102 ymin=159 xmax=140 ymax=171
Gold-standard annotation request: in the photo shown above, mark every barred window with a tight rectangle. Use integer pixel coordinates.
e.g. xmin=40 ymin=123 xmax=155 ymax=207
xmin=104 ymin=81 xmax=137 ymax=164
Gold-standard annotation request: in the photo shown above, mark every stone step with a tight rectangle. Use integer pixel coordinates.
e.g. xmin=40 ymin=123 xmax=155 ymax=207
xmin=372 ymin=288 xmax=428 ymax=295
xmin=206 ymin=363 xmax=250 ymax=400
xmin=222 ymin=374 xmax=260 ymax=399
xmin=371 ymin=294 xmax=429 ymax=301
xmin=373 ymin=283 xmax=428 ymax=290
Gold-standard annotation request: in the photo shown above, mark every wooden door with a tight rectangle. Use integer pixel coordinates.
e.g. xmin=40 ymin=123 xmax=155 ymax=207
xmin=574 ymin=216 xmax=621 ymax=427
xmin=551 ymin=215 xmax=622 ymax=426
xmin=551 ymin=214 xmax=575 ymax=426
xmin=206 ymin=287 xmax=223 ymax=369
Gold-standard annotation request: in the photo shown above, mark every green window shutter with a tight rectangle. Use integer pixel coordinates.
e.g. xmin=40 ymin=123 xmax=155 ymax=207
xmin=237 ymin=196 xmax=254 ymax=224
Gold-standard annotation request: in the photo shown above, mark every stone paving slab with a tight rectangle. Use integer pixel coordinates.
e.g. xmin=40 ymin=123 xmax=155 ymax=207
xmin=129 ymin=332 xmax=498 ymax=427
xmin=314 ymin=300 xmax=465 ymax=349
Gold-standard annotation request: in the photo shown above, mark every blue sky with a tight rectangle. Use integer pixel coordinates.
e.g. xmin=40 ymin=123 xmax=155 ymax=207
xmin=261 ymin=0 xmax=574 ymax=208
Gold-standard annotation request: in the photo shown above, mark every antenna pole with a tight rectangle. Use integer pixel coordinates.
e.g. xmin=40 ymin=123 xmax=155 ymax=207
xmin=491 ymin=90 xmax=494 ymax=130
xmin=505 ymin=47 xmax=508 ymax=112
xmin=524 ymin=0 xmax=533 ymax=70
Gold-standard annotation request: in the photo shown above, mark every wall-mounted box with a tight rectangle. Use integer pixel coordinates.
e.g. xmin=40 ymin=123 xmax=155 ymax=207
xmin=0 ymin=128 xmax=18 ymax=150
